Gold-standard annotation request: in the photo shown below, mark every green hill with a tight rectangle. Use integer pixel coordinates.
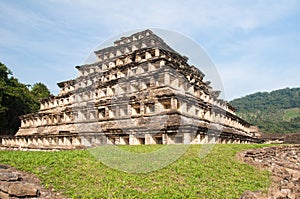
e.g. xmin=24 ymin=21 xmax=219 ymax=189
xmin=230 ymin=87 xmax=300 ymax=133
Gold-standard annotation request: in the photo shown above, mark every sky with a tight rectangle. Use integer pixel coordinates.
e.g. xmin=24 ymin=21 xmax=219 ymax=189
xmin=0 ymin=0 xmax=299 ymax=100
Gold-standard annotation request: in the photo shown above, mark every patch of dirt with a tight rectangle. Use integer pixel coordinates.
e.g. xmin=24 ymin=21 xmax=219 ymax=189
xmin=0 ymin=164 xmax=66 ymax=199
xmin=239 ymin=145 xmax=300 ymax=199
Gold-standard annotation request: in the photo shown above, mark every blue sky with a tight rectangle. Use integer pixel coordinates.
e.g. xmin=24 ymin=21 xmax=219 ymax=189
xmin=0 ymin=0 xmax=299 ymax=100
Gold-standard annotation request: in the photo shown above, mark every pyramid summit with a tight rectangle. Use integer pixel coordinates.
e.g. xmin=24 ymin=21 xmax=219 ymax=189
xmin=95 ymin=29 xmax=177 ymax=57
xmin=1 ymin=29 xmax=262 ymax=149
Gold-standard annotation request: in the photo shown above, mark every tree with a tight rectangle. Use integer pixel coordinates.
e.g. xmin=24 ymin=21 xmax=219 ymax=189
xmin=0 ymin=62 xmax=51 ymax=135
xmin=30 ymin=82 xmax=51 ymax=112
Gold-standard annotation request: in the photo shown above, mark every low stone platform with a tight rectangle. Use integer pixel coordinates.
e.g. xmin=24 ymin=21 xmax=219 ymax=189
xmin=0 ymin=131 xmax=262 ymax=151
xmin=239 ymin=145 xmax=300 ymax=199
xmin=0 ymin=164 xmax=64 ymax=199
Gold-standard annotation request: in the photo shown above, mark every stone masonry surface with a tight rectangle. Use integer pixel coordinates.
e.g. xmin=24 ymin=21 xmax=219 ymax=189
xmin=240 ymin=145 xmax=300 ymax=199
xmin=0 ymin=164 xmax=64 ymax=199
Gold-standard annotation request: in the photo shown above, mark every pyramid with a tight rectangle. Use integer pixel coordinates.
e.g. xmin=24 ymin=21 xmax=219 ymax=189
xmin=1 ymin=30 xmax=261 ymax=149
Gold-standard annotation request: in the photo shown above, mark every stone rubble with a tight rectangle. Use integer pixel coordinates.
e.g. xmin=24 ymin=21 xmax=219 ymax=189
xmin=0 ymin=164 xmax=65 ymax=199
xmin=240 ymin=145 xmax=300 ymax=199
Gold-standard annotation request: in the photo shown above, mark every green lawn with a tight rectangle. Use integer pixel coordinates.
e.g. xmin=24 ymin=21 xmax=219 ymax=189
xmin=0 ymin=144 xmax=271 ymax=198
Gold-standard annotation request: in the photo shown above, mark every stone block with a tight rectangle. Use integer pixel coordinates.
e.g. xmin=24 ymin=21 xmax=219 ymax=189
xmin=0 ymin=191 xmax=10 ymax=199
xmin=0 ymin=181 xmax=11 ymax=193
xmin=0 ymin=172 xmax=19 ymax=181
xmin=8 ymin=182 xmax=39 ymax=197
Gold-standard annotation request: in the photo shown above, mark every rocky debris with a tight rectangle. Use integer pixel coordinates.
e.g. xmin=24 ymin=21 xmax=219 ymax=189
xmin=0 ymin=172 xmax=19 ymax=181
xmin=239 ymin=145 xmax=300 ymax=199
xmin=0 ymin=164 xmax=65 ymax=199
xmin=284 ymin=133 xmax=300 ymax=144
xmin=261 ymin=133 xmax=300 ymax=144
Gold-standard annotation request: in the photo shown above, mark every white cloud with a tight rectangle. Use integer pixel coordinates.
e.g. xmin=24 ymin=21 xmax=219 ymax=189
xmin=39 ymin=0 xmax=299 ymax=32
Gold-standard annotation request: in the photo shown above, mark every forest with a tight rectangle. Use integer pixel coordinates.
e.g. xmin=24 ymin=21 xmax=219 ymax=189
xmin=230 ymin=87 xmax=300 ymax=133
xmin=0 ymin=62 xmax=50 ymax=135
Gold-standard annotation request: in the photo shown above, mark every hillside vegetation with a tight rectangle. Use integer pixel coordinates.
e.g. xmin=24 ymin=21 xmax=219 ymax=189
xmin=230 ymin=87 xmax=300 ymax=133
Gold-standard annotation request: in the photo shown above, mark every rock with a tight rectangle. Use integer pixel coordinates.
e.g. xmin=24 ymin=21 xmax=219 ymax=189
xmin=8 ymin=182 xmax=39 ymax=197
xmin=0 ymin=164 xmax=65 ymax=198
xmin=0 ymin=172 xmax=19 ymax=181
xmin=0 ymin=165 xmax=9 ymax=170
xmin=280 ymin=188 xmax=291 ymax=196
xmin=0 ymin=191 xmax=10 ymax=199
xmin=0 ymin=181 xmax=11 ymax=192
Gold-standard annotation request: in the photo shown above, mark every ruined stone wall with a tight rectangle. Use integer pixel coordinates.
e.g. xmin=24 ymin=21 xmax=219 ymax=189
xmin=240 ymin=145 xmax=300 ymax=199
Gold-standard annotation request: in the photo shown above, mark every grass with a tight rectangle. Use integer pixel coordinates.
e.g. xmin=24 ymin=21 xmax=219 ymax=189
xmin=283 ymin=107 xmax=300 ymax=121
xmin=0 ymin=144 xmax=271 ymax=198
